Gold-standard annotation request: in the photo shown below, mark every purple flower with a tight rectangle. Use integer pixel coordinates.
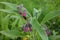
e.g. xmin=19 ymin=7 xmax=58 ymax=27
xmin=23 ymin=24 xmax=29 ymax=32
xmin=23 ymin=10 xmax=27 ymax=20
xmin=46 ymin=30 xmax=51 ymax=36
xmin=23 ymin=26 xmax=29 ymax=32
xmin=18 ymin=4 xmax=27 ymax=20
xmin=23 ymin=10 xmax=26 ymax=17
xmin=23 ymin=23 xmax=32 ymax=32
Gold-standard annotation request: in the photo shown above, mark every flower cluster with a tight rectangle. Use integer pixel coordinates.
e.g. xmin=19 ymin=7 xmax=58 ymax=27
xmin=23 ymin=22 xmax=32 ymax=32
xmin=18 ymin=4 xmax=51 ymax=36
xmin=18 ymin=4 xmax=26 ymax=20
xmin=18 ymin=4 xmax=32 ymax=32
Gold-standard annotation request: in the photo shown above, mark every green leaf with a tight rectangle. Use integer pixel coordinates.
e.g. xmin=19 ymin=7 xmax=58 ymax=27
xmin=1 ymin=14 xmax=10 ymax=30
xmin=33 ymin=8 xmax=42 ymax=19
xmin=36 ymin=32 xmax=42 ymax=40
xmin=11 ymin=17 xmax=19 ymax=29
xmin=30 ymin=19 xmax=49 ymax=40
xmin=0 ymin=30 xmax=20 ymax=39
xmin=37 ymin=9 xmax=42 ymax=19
xmin=18 ymin=18 xmax=26 ymax=27
xmin=26 ymin=10 xmax=32 ymax=17
xmin=33 ymin=8 xmax=39 ymax=16
xmin=0 ymin=9 xmax=16 ymax=14
xmin=33 ymin=8 xmax=39 ymax=19
xmin=19 ymin=17 xmax=27 ymax=27
xmin=0 ymin=2 xmax=17 ymax=10
xmin=41 ymin=10 xmax=60 ymax=25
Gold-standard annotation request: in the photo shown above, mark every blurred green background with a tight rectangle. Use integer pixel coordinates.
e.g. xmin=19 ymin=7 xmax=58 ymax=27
xmin=0 ymin=0 xmax=60 ymax=40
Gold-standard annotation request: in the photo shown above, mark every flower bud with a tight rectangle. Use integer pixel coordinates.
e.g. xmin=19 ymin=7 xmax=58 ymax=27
xmin=23 ymin=10 xmax=27 ymax=20
xmin=23 ymin=10 xmax=26 ymax=17
xmin=23 ymin=24 xmax=29 ymax=32
xmin=46 ymin=29 xmax=51 ymax=36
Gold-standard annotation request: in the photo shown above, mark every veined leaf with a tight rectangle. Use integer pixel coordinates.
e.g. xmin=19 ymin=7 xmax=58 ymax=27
xmin=0 ymin=2 xmax=17 ymax=10
xmin=0 ymin=30 xmax=20 ymax=39
xmin=30 ymin=19 xmax=49 ymax=40
xmin=0 ymin=9 xmax=16 ymax=14
xmin=41 ymin=10 xmax=60 ymax=25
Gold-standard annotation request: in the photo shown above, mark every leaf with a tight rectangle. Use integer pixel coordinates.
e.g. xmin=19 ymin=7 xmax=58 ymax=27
xmin=33 ymin=8 xmax=42 ymax=19
xmin=10 ymin=15 xmax=20 ymax=18
xmin=0 ymin=9 xmax=16 ymax=14
xmin=33 ymin=8 xmax=39 ymax=16
xmin=1 ymin=14 xmax=10 ymax=30
xmin=0 ymin=2 xmax=17 ymax=10
xmin=33 ymin=8 xmax=39 ymax=19
xmin=17 ymin=16 xmax=27 ymax=27
xmin=26 ymin=10 xmax=32 ymax=17
xmin=11 ymin=17 xmax=19 ymax=29
xmin=41 ymin=10 xmax=60 ymax=25
xmin=0 ymin=30 xmax=21 ymax=39
xmin=30 ymin=19 xmax=49 ymax=40
xmin=18 ymin=18 xmax=25 ymax=27
xmin=36 ymin=32 xmax=42 ymax=40
xmin=37 ymin=9 xmax=42 ymax=19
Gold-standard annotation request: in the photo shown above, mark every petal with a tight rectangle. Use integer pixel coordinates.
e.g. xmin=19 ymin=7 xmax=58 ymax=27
xmin=24 ymin=27 xmax=29 ymax=32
